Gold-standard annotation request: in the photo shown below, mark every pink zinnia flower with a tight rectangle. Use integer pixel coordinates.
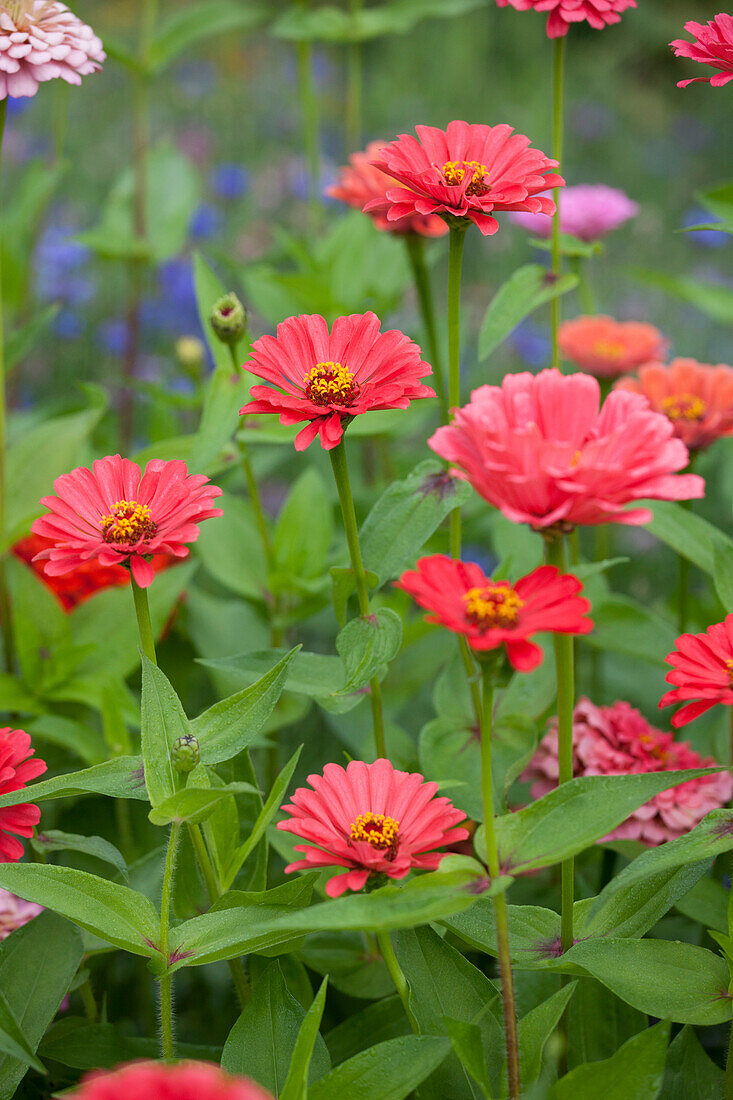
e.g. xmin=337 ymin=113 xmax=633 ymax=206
xmin=367 ymin=121 xmax=563 ymax=237
xmin=672 ymin=14 xmax=733 ymax=88
xmin=240 ymin=312 xmax=434 ymax=451
xmin=0 ymin=1 xmax=104 ymax=100
xmin=660 ymin=616 xmax=733 ymax=727
xmin=559 ymin=315 xmax=667 ymax=379
xmin=496 ymin=0 xmax=636 ymax=38
xmin=524 ymin=699 xmax=733 ymax=844
xmin=615 ymin=358 xmax=733 ymax=453
xmin=327 ymin=140 xmax=448 ymax=238
xmin=0 ymin=889 xmax=42 ymax=939
xmin=31 ymin=456 xmax=222 ymax=589
xmin=509 ymin=184 xmax=639 ymax=241
xmin=72 ymin=1061 xmax=274 ymax=1100
xmin=278 ymin=758 xmax=469 ymax=897
xmin=428 ymin=369 xmax=705 ymax=532
xmin=396 ymin=557 xmax=592 ymax=672
xmin=0 ymin=728 xmax=46 ymax=862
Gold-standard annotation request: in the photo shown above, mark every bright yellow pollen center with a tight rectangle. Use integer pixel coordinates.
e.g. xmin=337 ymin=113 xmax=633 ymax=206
xmin=463 ymin=584 xmax=524 ymax=630
xmin=592 ymin=338 xmax=627 ymax=360
xmin=442 ymin=160 xmax=490 ymax=197
xmin=350 ymin=812 xmax=400 ymax=854
xmin=726 ymin=659 xmax=733 ymax=681
xmin=304 ymin=361 xmax=360 ymax=407
xmin=101 ymin=499 xmax=157 ymax=544
xmin=661 ymin=393 xmax=706 ymax=422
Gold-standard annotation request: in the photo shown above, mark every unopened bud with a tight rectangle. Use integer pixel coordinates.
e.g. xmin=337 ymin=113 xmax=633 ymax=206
xmin=172 ymin=734 xmax=200 ymax=774
xmin=210 ymin=292 xmax=247 ymax=346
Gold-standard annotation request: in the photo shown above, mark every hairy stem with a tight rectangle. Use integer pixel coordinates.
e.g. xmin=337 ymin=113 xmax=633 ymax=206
xmin=159 ymin=822 xmax=180 ymax=1061
xmin=376 ymin=930 xmax=419 ymax=1033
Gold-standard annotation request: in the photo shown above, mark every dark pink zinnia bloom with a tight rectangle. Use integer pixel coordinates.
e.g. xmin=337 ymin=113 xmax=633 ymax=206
xmin=496 ymin=0 xmax=636 ymax=38
xmin=367 ymin=121 xmax=563 ymax=237
xmin=31 ymin=455 xmax=223 ymax=588
xmin=0 ymin=728 xmax=46 ymax=863
xmin=672 ymin=14 xmax=733 ymax=88
xmin=428 ymin=369 xmax=705 ymax=532
xmin=396 ymin=557 xmax=592 ymax=671
xmin=72 ymin=1061 xmax=274 ymax=1099
xmin=278 ymin=758 xmax=469 ymax=897
xmin=523 ymin=698 xmax=733 ymax=844
xmin=660 ymin=616 xmax=733 ymax=727
xmin=240 ymin=312 xmax=435 ymax=451
xmin=0 ymin=889 xmax=43 ymax=939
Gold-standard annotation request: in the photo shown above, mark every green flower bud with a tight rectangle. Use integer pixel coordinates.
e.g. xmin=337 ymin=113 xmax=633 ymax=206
xmin=210 ymin=293 xmax=247 ymax=346
xmin=172 ymin=734 xmax=200 ymax=774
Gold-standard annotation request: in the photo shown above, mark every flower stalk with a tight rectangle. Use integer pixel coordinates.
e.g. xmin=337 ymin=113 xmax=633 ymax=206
xmin=550 ymin=35 xmax=567 ymax=371
xmin=131 ymin=576 xmax=158 ymax=666
xmin=0 ymin=99 xmax=13 ymax=675
xmin=376 ymin=929 xmax=420 ymax=1033
xmin=404 ymin=234 xmax=448 ymax=417
xmin=159 ymin=821 xmax=180 ymax=1060
xmin=295 ymin=0 xmax=321 ymax=228
xmin=447 ymin=223 xmax=467 ymax=559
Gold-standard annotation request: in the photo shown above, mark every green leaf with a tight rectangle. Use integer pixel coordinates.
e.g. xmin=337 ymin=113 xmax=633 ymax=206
xmin=566 ymin=978 xmax=646 ymax=1071
xmin=714 ymin=542 xmax=733 ymax=612
xmin=308 ymin=1036 xmax=451 ymax=1100
xmin=0 ymin=991 xmax=45 ymax=1074
xmin=550 ymin=1020 xmax=670 ymax=1100
xmin=478 ymin=264 xmax=578 ymax=361
xmin=335 ymin=608 xmax=402 ymax=692
xmin=140 ymin=654 xmax=189 ymax=808
xmin=272 ymin=0 xmax=484 ymax=42
xmin=0 ymin=673 xmax=43 ymax=716
xmin=273 ymin=469 xmax=333 ymax=585
xmin=443 ymin=901 xmax=560 ymax=969
xmin=39 ymin=1021 xmax=217 ymax=1069
xmin=4 ymin=305 xmax=60 ymax=374
xmin=149 ymin=1 xmax=268 ymax=72
xmin=196 ymin=493 xmax=268 ymax=600
xmin=514 ymin=983 xmax=577 ymax=1091
xmin=582 ymin=595 xmax=677 ymax=667
xmin=279 ymin=977 xmax=329 ymax=1100
xmin=0 ymin=755 xmax=148 ymax=811
xmin=325 ymin=997 xmax=408 ymax=1066
xmin=149 ymin=782 xmax=259 ymax=826
xmin=442 ymin=1017 xmax=492 ymax=1098
xmin=632 ymin=268 xmax=733 ymax=328
xmin=647 ymin=500 xmax=733 ymax=575
xmin=660 ymin=1025 xmax=724 ymax=1100
xmin=30 ymin=829 xmax=128 ymax=879
xmin=300 ymin=932 xmax=392 ymax=1001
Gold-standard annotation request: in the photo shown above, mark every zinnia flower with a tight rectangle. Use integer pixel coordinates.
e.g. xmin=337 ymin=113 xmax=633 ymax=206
xmin=523 ymin=698 xmax=733 ymax=844
xmin=367 ymin=121 xmax=563 ymax=237
xmin=278 ymin=758 xmax=469 ymax=897
xmin=327 ymin=140 xmax=448 ymax=238
xmin=672 ymin=14 xmax=733 ymax=88
xmin=395 ymin=557 xmax=592 ymax=671
xmin=0 ymin=728 xmax=46 ymax=862
xmin=509 ymin=184 xmax=639 ymax=241
xmin=428 ymin=369 xmax=705 ymax=532
xmin=31 ymin=456 xmax=222 ymax=589
xmin=0 ymin=1 xmax=104 ymax=100
xmin=615 ymin=358 xmax=733 ymax=453
xmin=660 ymin=616 xmax=733 ymax=727
xmin=0 ymin=889 xmax=42 ymax=939
xmin=496 ymin=0 xmax=636 ymax=38
xmin=559 ymin=315 xmax=667 ymax=379
xmin=240 ymin=312 xmax=434 ymax=451
xmin=72 ymin=1061 xmax=274 ymax=1099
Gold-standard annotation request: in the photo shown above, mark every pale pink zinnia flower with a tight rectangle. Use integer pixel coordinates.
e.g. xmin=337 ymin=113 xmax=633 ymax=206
xmin=0 ymin=1 xmax=104 ymax=100
xmin=523 ymin=698 xmax=733 ymax=844
xmin=509 ymin=184 xmax=639 ymax=242
xmin=428 ymin=369 xmax=705 ymax=532
xmin=672 ymin=14 xmax=733 ymax=89
xmin=0 ymin=889 xmax=42 ymax=939
xmin=660 ymin=616 xmax=733 ymax=728
xmin=496 ymin=0 xmax=636 ymax=38
xmin=278 ymin=758 xmax=469 ymax=897
xmin=31 ymin=455 xmax=223 ymax=588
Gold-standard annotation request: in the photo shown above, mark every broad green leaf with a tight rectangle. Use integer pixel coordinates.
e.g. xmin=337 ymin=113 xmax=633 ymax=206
xmin=514 ymin=983 xmax=577 ymax=1091
xmin=279 ymin=977 xmax=329 ymax=1100
xmin=335 ymin=608 xmax=402 ymax=692
xmin=675 ymin=876 xmax=728 ymax=934
xmin=550 ymin=1019 xmax=670 ymax=1099
xmin=5 ymin=305 xmax=59 ymax=374
xmin=0 ymin=991 xmax=45 ymax=1073
xmin=308 ymin=1035 xmax=451 ymax=1100
xmin=443 ymin=901 xmax=561 ymax=970
xmin=272 ymin=0 xmax=485 ymax=42
xmin=149 ymin=782 xmax=258 ymax=827
xmin=0 ymin=755 xmax=148 ymax=811
xmin=479 ymin=264 xmax=578 ymax=361
xmin=30 ymin=829 xmax=128 ymax=879
xmin=300 ymin=932 xmax=392 ymax=1001
xmin=632 ymin=268 xmax=733 ymax=328
xmin=273 ymin=469 xmax=333 ymax=584
xmin=647 ymin=500 xmax=733 ymax=575
xmin=149 ymin=1 xmax=268 ymax=72
xmin=660 ymin=1025 xmax=724 ymax=1100
xmin=324 ymin=997 xmax=408 ymax=1067
xmin=39 ymin=1021 xmax=217 ymax=1069
xmin=0 ymin=673 xmax=43 ymax=716
xmin=582 ymin=595 xmax=676 ymax=667
xmin=567 ymin=978 xmax=646 ymax=1071
xmin=442 ymin=1017 xmax=492 ymax=1098
xmin=140 ymin=655 xmax=189 ymax=807
xmin=25 ymin=715 xmax=105 ymax=766
xmin=196 ymin=493 xmax=268 ymax=600
xmin=714 ymin=542 xmax=733 ymax=612
xmin=199 ymin=648 xmax=345 ymax=698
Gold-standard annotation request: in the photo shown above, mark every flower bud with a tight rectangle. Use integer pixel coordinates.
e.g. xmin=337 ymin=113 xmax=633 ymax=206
xmin=210 ymin=292 xmax=247 ymax=346
xmin=172 ymin=734 xmax=200 ymax=774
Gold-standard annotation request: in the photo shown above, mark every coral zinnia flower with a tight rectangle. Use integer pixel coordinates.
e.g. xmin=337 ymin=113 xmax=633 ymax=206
xmin=327 ymin=140 xmax=448 ymax=238
xmin=31 ymin=456 xmax=222 ymax=588
xmin=615 ymin=358 xmax=733 ymax=453
xmin=428 ymin=369 xmax=704 ymax=532
xmin=0 ymin=1 xmax=104 ymax=100
xmin=240 ymin=312 xmax=435 ymax=451
xmin=367 ymin=121 xmax=563 ymax=237
xmin=72 ymin=1061 xmax=274 ymax=1100
xmin=559 ymin=316 xmax=667 ymax=379
xmin=496 ymin=0 xmax=636 ymax=38
xmin=660 ymin=616 xmax=733 ymax=727
xmin=509 ymin=184 xmax=639 ymax=242
xmin=0 ymin=728 xmax=46 ymax=862
xmin=396 ymin=557 xmax=592 ymax=671
xmin=672 ymin=14 xmax=733 ymax=88
xmin=278 ymin=758 xmax=468 ymax=897
xmin=0 ymin=889 xmax=42 ymax=940
xmin=523 ymin=698 xmax=733 ymax=844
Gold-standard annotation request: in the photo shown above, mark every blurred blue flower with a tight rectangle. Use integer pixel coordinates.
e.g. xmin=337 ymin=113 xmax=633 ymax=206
xmin=97 ymin=319 xmax=128 ymax=357
xmin=286 ymin=157 xmax=337 ymax=203
xmin=189 ymin=203 xmax=223 ymax=240
xmin=510 ymin=322 xmax=550 ymax=368
xmin=52 ymin=311 xmax=84 ymax=340
xmin=682 ymin=207 xmax=729 ymax=249
xmin=210 ymin=164 xmax=249 ymax=201
xmin=6 ymin=97 xmax=31 ymax=120
xmin=462 ymin=544 xmax=499 ymax=575
xmin=35 ymin=225 xmax=94 ymax=306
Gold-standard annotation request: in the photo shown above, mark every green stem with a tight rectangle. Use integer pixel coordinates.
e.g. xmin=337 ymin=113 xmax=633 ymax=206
xmin=571 ymin=255 xmax=596 ymax=315
xmin=227 ymin=343 xmax=273 ymax=563
xmin=550 ymin=35 xmax=567 ymax=371
xmin=0 ymin=99 xmax=14 ymax=677
xmin=131 ymin=576 xmax=157 ymax=665
xmin=79 ymin=977 xmax=98 ymax=1023
xmin=376 ymin=930 xmax=419 ymax=1033
xmin=447 ymin=224 xmax=467 ymax=558
xmin=329 ymin=440 xmax=386 ymax=758
xmin=346 ymin=0 xmax=363 ymax=152
xmin=480 ymin=665 xmax=520 ymax=1099
xmin=677 ymin=484 xmax=695 ymax=634
xmin=404 ymin=234 xmax=448 ymax=417
xmin=295 ymin=23 xmax=321 ymax=228
xmin=159 ymin=822 xmax=181 ymax=1061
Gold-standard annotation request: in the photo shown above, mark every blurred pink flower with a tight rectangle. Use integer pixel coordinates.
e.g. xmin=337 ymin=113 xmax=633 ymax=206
xmin=0 ymin=889 xmax=42 ymax=939
xmin=73 ymin=1061 xmax=274 ymax=1100
xmin=672 ymin=14 xmax=733 ymax=88
xmin=496 ymin=0 xmax=636 ymax=38
xmin=509 ymin=184 xmax=639 ymax=241
xmin=0 ymin=1 xmax=104 ymax=100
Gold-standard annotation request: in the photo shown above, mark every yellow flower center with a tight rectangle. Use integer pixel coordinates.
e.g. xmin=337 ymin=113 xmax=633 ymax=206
xmin=350 ymin=812 xmax=400 ymax=857
xmin=726 ymin=659 xmax=733 ymax=681
xmin=101 ymin=500 xmax=157 ymax=544
xmin=592 ymin=338 xmax=627 ymax=360
xmin=442 ymin=160 xmax=490 ymax=197
xmin=661 ymin=393 xmax=706 ymax=422
xmin=304 ymin=361 xmax=360 ymax=407
xmin=463 ymin=584 xmax=524 ymax=630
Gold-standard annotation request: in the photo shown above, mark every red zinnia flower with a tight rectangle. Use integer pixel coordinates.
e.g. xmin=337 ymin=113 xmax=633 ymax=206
xmin=278 ymin=758 xmax=468 ymax=897
xmin=0 ymin=728 xmax=46 ymax=863
xmin=327 ymin=140 xmax=448 ymax=238
xmin=367 ymin=121 xmax=563 ymax=237
xmin=240 ymin=312 xmax=434 ymax=451
xmin=660 ymin=616 xmax=733 ymax=727
xmin=559 ymin=316 xmax=667 ymax=380
xmin=428 ymin=369 xmax=704 ymax=532
xmin=672 ymin=14 xmax=733 ymax=88
xmin=523 ymin=698 xmax=733 ymax=844
xmin=615 ymin=358 xmax=733 ymax=453
xmin=72 ymin=1061 xmax=274 ymax=1099
xmin=31 ymin=456 xmax=222 ymax=589
xmin=396 ymin=557 xmax=592 ymax=671
xmin=496 ymin=0 xmax=636 ymax=38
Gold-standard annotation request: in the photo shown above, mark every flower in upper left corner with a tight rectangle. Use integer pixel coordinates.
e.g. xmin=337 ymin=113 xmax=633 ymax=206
xmin=0 ymin=1 xmax=105 ymax=100
xmin=0 ymin=728 xmax=46 ymax=863
xmin=31 ymin=455 xmax=223 ymax=588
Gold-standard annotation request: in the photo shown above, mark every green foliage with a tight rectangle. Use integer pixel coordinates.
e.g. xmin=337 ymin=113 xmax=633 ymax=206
xmin=478 ymin=264 xmax=578 ymax=362
xmin=550 ymin=1020 xmax=670 ymax=1099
